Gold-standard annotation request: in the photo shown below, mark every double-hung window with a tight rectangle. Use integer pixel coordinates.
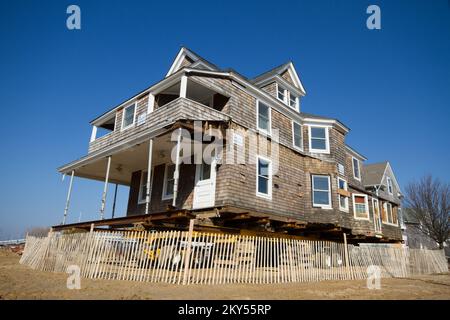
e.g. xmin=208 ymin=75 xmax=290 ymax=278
xmin=353 ymin=194 xmax=369 ymax=220
xmin=312 ymin=175 xmax=332 ymax=209
xmin=256 ymin=156 xmax=272 ymax=199
xmin=162 ymin=164 xmax=176 ymax=200
xmin=257 ymin=101 xmax=271 ymax=134
xmin=289 ymin=93 xmax=298 ymax=109
xmin=337 ymin=177 xmax=349 ymax=212
xmin=309 ymin=126 xmax=329 ymax=153
xmin=292 ymin=121 xmax=303 ymax=150
xmin=277 ymin=84 xmax=287 ymax=103
xmin=121 ymin=103 xmax=136 ymax=130
xmin=352 ymin=157 xmax=361 ymax=181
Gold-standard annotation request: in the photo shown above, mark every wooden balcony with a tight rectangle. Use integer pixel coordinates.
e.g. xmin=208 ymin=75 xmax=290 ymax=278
xmin=88 ymin=97 xmax=231 ymax=154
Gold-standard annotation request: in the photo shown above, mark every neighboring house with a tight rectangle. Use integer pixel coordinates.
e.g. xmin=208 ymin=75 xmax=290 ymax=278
xmin=361 ymin=161 xmax=403 ymax=241
xmin=401 ymin=208 xmax=439 ymax=250
xmin=55 ymin=47 xmax=403 ymax=243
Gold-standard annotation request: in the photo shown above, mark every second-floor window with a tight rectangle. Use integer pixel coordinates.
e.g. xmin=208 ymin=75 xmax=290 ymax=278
xmin=257 ymin=101 xmax=271 ymax=134
xmin=352 ymin=157 xmax=361 ymax=181
xmin=309 ymin=126 xmax=330 ymax=153
xmin=312 ymin=175 xmax=331 ymax=209
xmin=292 ymin=121 xmax=303 ymax=150
xmin=387 ymin=177 xmax=393 ymax=195
xmin=162 ymin=164 xmax=175 ymax=200
xmin=353 ymin=194 xmax=369 ymax=220
xmin=122 ymin=103 xmax=136 ymax=130
xmin=256 ymin=156 xmax=272 ymax=199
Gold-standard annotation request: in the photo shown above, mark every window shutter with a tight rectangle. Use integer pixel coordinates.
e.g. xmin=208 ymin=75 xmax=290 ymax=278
xmin=354 ymin=196 xmax=365 ymax=204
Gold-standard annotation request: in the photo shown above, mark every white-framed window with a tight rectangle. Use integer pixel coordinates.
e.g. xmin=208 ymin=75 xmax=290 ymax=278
xmin=387 ymin=177 xmax=393 ymax=195
xmin=337 ymin=177 xmax=349 ymax=212
xmin=138 ymin=169 xmax=154 ymax=204
xmin=289 ymin=93 xmax=298 ymax=109
xmin=308 ymin=126 xmax=330 ymax=154
xmin=162 ymin=163 xmax=176 ymax=200
xmin=121 ymin=102 xmax=136 ymax=130
xmin=256 ymin=155 xmax=272 ymax=199
xmin=352 ymin=157 xmax=361 ymax=181
xmin=352 ymin=194 xmax=369 ymax=220
xmin=292 ymin=121 xmax=303 ymax=151
xmin=312 ymin=175 xmax=332 ymax=209
xmin=277 ymin=84 xmax=287 ymax=103
xmin=256 ymin=101 xmax=271 ymax=135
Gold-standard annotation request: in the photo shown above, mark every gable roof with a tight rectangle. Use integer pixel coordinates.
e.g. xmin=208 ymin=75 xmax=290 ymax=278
xmin=362 ymin=161 xmax=402 ymax=194
xmin=362 ymin=162 xmax=388 ymax=186
xmin=250 ymin=61 xmax=306 ymax=95
xmin=166 ymin=47 xmax=221 ymax=77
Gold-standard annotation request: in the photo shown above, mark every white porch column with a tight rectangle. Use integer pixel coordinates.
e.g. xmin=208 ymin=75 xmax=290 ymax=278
xmin=90 ymin=126 xmax=98 ymax=143
xmin=172 ymin=128 xmax=182 ymax=207
xmin=145 ymin=138 xmax=154 ymax=214
xmin=147 ymin=93 xmax=155 ymax=113
xmin=100 ymin=156 xmax=112 ymax=219
xmin=180 ymin=75 xmax=188 ymax=98
xmin=62 ymin=170 xmax=75 ymax=225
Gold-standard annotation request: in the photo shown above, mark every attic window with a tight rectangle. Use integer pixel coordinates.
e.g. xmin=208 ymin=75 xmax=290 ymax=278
xmin=277 ymin=84 xmax=287 ymax=103
xmin=289 ymin=93 xmax=298 ymax=109
xmin=387 ymin=177 xmax=393 ymax=195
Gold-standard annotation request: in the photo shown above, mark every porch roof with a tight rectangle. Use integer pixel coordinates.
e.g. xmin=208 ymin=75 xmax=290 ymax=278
xmin=58 ymin=97 xmax=231 ymax=183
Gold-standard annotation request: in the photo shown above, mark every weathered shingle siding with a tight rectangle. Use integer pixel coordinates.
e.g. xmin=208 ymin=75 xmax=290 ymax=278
xmin=261 ymin=82 xmax=277 ymax=98
xmin=280 ymin=70 xmax=295 ymax=86
xmin=115 ymin=74 xmax=402 ymax=240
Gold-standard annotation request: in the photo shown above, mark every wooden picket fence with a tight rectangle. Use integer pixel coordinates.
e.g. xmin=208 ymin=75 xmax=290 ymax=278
xmin=19 ymin=230 xmax=448 ymax=285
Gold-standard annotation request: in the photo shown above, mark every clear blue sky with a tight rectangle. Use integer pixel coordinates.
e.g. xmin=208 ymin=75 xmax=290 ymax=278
xmin=0 ymin=0 xmax=449 ymax=240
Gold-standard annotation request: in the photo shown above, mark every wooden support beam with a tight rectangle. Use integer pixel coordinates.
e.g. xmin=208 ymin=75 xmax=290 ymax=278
xmin=172 ymin=128 xmax=182 ymax=207
xmin=180 ymin=75 xmax=187 ymax=98
xmin=62 ymin=170 xmax=75 ymax=225
xmin=145 ymin=138 xmax=153 ymax=215
xmin=100 ymin=156 xmax=111 ymax=219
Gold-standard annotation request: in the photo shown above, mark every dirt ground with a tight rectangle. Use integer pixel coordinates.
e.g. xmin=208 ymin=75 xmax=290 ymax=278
xmin=1 ymin=249 xmax=449 ymax=300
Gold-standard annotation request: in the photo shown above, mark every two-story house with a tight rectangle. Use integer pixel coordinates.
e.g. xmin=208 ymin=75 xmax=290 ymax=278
xmin=55 ymin=47 xmax=403 ymax=243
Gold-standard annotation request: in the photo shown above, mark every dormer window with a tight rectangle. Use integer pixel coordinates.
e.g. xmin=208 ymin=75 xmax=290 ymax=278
xmin=277 ymin=83 xmax=299 ymax=110
xmin=277 ymin=85 xmax=287 ymax=103
xmin=121 ymin=102 xmax=136 ymax=130
xmin=289 ymin=93 xmax=298 ymax=109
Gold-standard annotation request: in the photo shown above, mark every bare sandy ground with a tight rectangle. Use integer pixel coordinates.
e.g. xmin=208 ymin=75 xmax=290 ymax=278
xmin=1 ymin=249 xmax=449 ymax=300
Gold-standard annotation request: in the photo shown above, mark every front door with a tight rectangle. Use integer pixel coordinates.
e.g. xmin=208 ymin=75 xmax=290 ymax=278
xmin=372 ymin=199 xmax=382 ymax=233
xmin=193 ymin=159 xmax=216 ymax=209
